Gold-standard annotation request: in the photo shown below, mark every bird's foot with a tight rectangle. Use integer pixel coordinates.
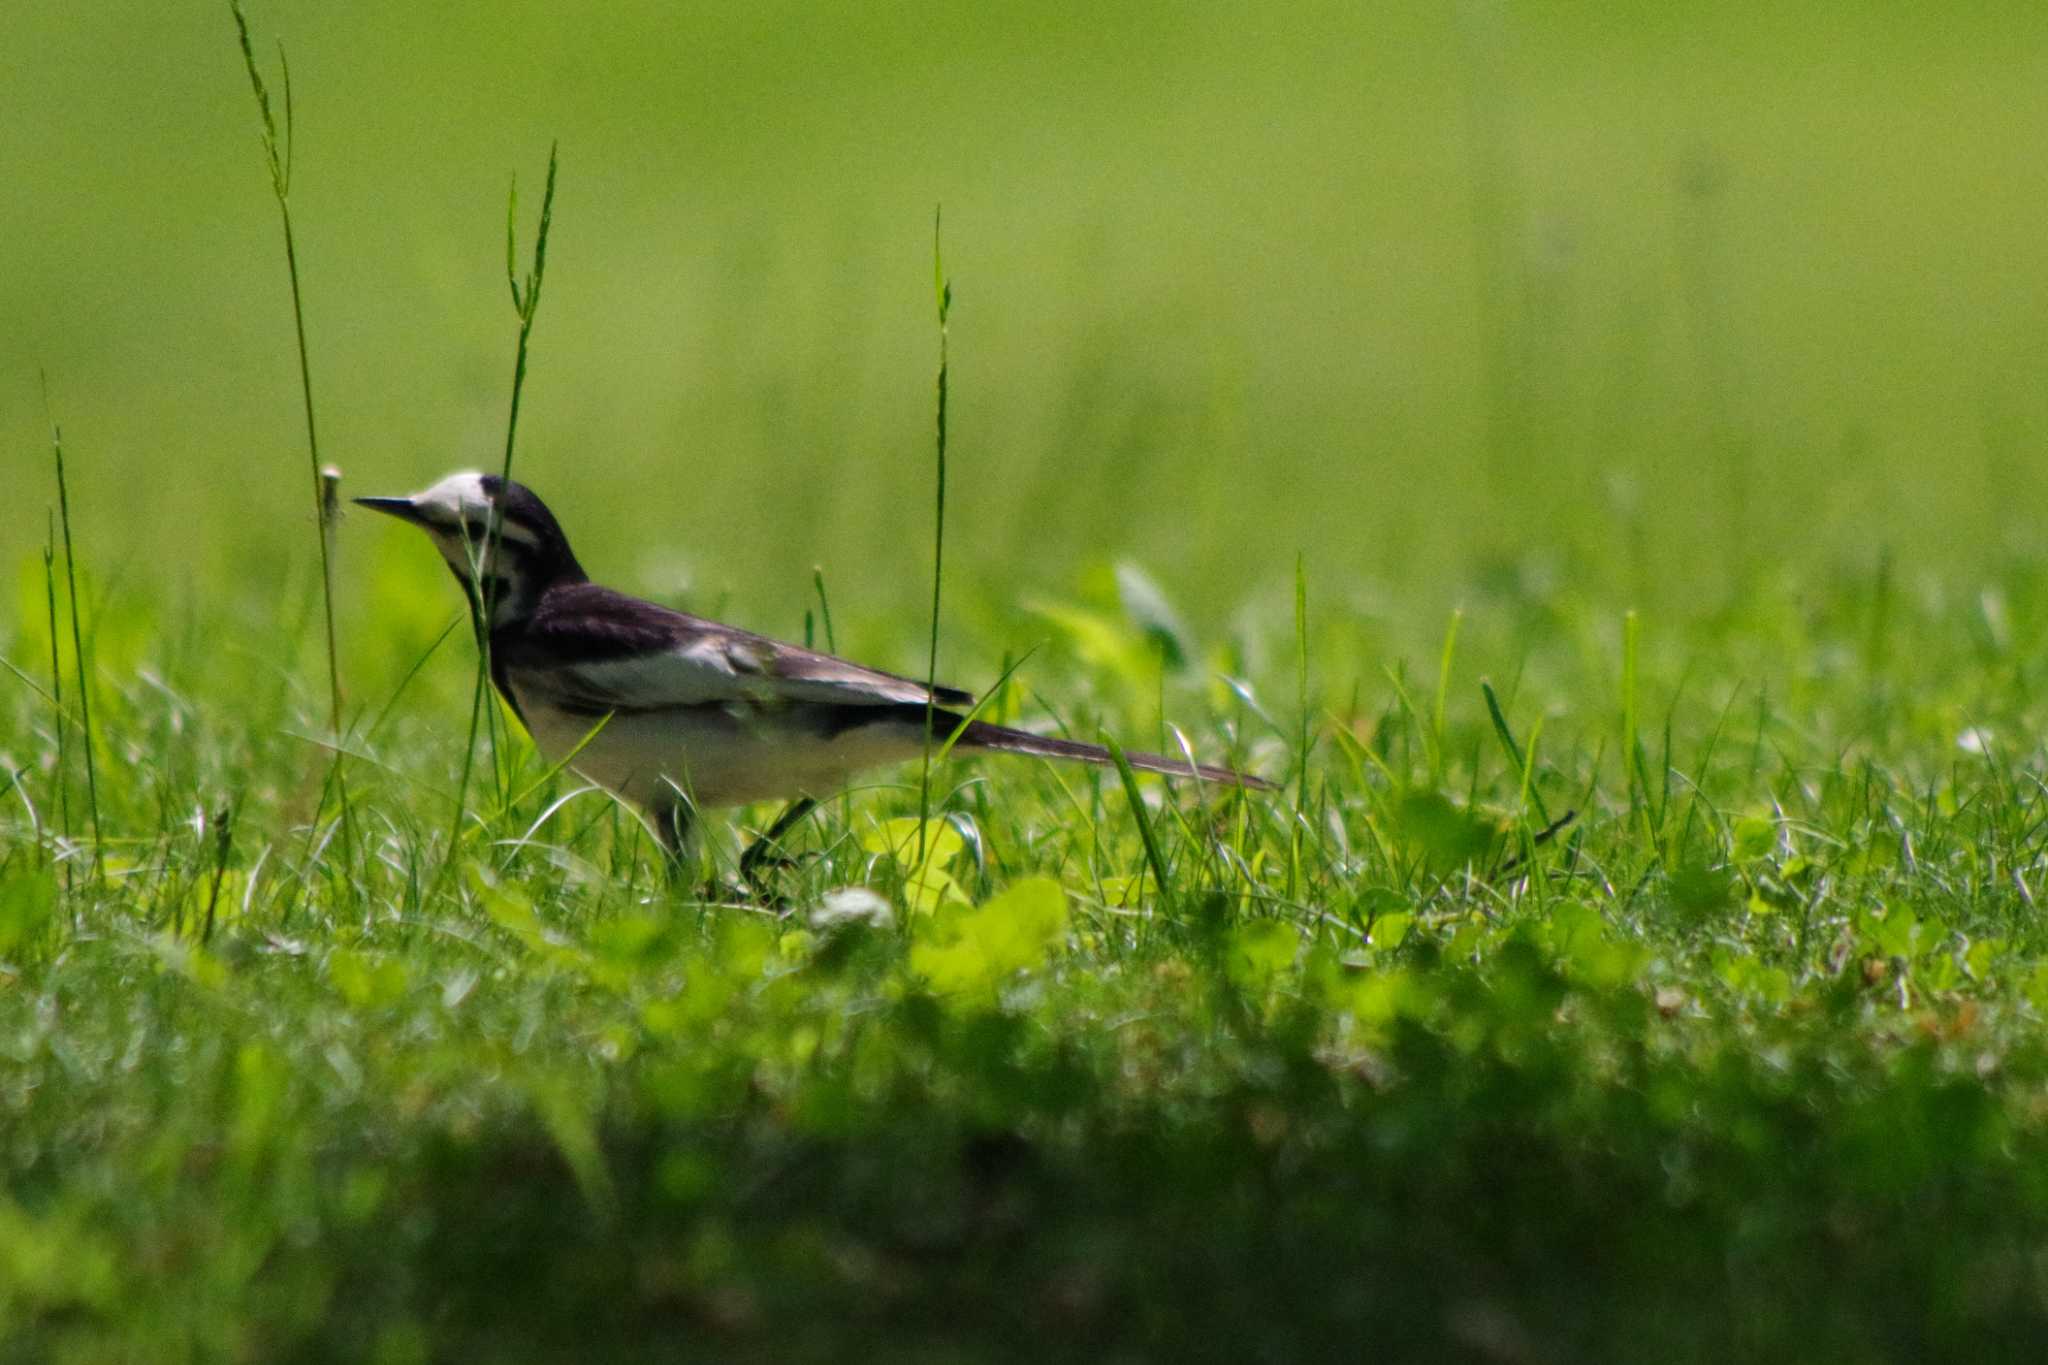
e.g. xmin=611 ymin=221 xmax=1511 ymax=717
xmin=736 ymin=797 xmax=821 ymax=902
xmin=695 ymin=876 xmax=755 ymax=906
xmin=738 ymin=850 xmax=822 ymax=908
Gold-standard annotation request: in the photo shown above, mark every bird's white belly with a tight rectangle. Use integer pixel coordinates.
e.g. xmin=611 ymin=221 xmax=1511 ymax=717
xmin=518 ymin=701 xmax=924 ymax=810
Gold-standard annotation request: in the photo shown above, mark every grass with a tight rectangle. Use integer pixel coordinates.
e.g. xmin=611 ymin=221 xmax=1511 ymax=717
xmin=9 ymin=2 xmax=2048 ymax=1360
xmin=8 ymin=512 xmax=2048 ymax=1359
xmin=447 ymin=140 xmax=559 ymax=864
xmin=917 ymin=208 xmax=953 ymax=869
xmin=41 ymin=388 xmax=100 ymax=882
xmin=230 ymin=0 xmax=353 ymax=874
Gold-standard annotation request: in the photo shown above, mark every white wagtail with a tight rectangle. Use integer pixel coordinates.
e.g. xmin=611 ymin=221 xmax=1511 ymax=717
xmin=356 ymin=471 xmax=1271 ymax=866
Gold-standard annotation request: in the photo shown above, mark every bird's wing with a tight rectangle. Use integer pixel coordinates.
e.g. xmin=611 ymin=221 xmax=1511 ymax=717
xmin=503 ymin=584 xmax=976 ymax=715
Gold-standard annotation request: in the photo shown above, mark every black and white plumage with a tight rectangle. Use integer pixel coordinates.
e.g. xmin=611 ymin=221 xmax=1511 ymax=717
xmin=355 ymin=471 xmax=1271 ymax=852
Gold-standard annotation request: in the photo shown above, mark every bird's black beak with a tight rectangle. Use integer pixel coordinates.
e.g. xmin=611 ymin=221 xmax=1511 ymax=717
xmin=353 ymin=495 xmax=430 ymax=526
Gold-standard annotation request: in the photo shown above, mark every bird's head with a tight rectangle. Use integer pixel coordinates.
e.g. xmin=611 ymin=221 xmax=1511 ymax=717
xmin=355 ymin=471 xmax=585 ymax=626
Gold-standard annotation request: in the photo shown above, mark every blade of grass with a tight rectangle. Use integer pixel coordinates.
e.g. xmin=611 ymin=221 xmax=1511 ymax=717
xmin=0 ymin=654 xmax=64 ymax=711
xmin=359 ymin=616 xmax=462 ymax=745
xmin=1 ymin=766 xmax=37 ymax=870
xmin=1103 ymin=732 xmax=1175 ymax=919
xmin=1294 ymin=553 xmax=1312 ymax=796
xmin=1481 ymin=679 xmax=1551 ymax=828
xmin=44 ymin=384 xmax=100 ymax=880
xmin=813 ymin=566 xmax=837 ymax=654
xmin=486 ymin=713 xmax=615 ymax=831
xmin=1623 ymin=608 xmax=1642 ymax=827
xmin=1430 ymin=608 xmax=1462 ymax=785
xmin=1290 ymin=554 xmax=1310 ymax=899
xmin=917 ymin=205 xmax=952 ymax=867
xmin=200 ymin=803 xmax=236 ymax=944
xmin=1379 ymin=663 xmax=1428 ymax=786
xmin=929 ymin=647 xmax=1039 ymax=767
xmin=42 ymin=514 xmax=69 ymax=887
xmin=229 ymin=1 xmax=355 ymax=871
xmin=445 ymin=142 xmax=559 ymax=879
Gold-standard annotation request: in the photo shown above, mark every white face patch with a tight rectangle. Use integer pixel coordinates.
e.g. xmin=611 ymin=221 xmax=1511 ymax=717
xmin=362 ymin=468 xmax=579 ymax=633
xmin=396 ymin=471 xmax=539 ymax=577
xmin=407 ymin=470 xmax=495 ymax=525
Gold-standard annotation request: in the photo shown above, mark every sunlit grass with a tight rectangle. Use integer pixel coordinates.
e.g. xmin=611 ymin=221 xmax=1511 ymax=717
xmin=7 ymin=534 xmax=2048 ymax=1356
xmin=7 ymin=3 xmax=2048 ymax=1359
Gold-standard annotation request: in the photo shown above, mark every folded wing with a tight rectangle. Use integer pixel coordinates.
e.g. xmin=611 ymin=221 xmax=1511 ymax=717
xmin=501 ymin=583 xmax=976 ymax=716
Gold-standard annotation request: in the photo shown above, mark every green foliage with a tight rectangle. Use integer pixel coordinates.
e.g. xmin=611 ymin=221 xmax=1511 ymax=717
xmin=1388 ymin=790 xmax=1498 ymax=875
xmin=7 ymin=4 xmax=2048 ymax=1358
xmin=4 ymin=555 xmax=2047 ymax=1359
xmin=860 ymin=816 xmax=968 ymax=912
xmin=910 ymin=875 xmax=1067 ymax=996
xmin=0 ymin=871 xmax=57 ymax=957
xmin=1226 ymin=917 xmax=1299 ymax=988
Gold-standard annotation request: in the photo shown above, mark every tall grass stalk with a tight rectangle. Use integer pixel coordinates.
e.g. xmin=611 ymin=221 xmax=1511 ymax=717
xmin=445 ymin=144 xmax=558 ymax=870
xmin=1622 ymin=609 xmax=1642 ymax=827
xmin=201 ymin=804 xmax=236 ymax=944
xmin=917 ymin=207 xmax=951 ymax=868
xmin=45 ymin=393 xmax=100 ymax=878
xmin=1481 ymin=679 xmax=1552 ymax=879
xmin=230 ymin=0 xmax=354 ymax=868
xmin=42 ymin=516 xmax=69 ymax=888
xmin=812 ymin=567 xmax=838 ymax=654
xmin=1103 ymin=734 xmax=1174 ymax=919
xmin=1288 ymin=554 xmax=1309 ymax=899
xmin=1430 ymin=608 xmax=1462 ymax=785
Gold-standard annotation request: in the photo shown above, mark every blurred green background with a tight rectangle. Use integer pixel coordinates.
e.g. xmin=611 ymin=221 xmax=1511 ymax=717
xmin=6 ymin=0 xmax=2047 ymax=651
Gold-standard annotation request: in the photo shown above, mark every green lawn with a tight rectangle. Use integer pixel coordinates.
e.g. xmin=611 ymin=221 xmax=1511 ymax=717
xmin=10 ymin=549 xmax=2048 ymax=1360
xmin=8 ymin=3 xmax=2048 ymax=1360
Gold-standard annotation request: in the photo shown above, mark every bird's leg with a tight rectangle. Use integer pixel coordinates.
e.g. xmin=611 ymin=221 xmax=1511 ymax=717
xmin=654 ymin=792 xmax=696 ymax=860
xmin=739 ymin=797 xmax=819 ymax=894
xmin=648 ymin=792 xmax=719 ymax=897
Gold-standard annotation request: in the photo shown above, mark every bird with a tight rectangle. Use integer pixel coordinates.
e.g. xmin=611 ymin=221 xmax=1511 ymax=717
xmin=354 ymin=471 xmax=1271 ymax=872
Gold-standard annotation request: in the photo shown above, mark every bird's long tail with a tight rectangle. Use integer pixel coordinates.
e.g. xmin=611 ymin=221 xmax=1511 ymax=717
xmin=952 ymin=718 xmax=1275 ymax=790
